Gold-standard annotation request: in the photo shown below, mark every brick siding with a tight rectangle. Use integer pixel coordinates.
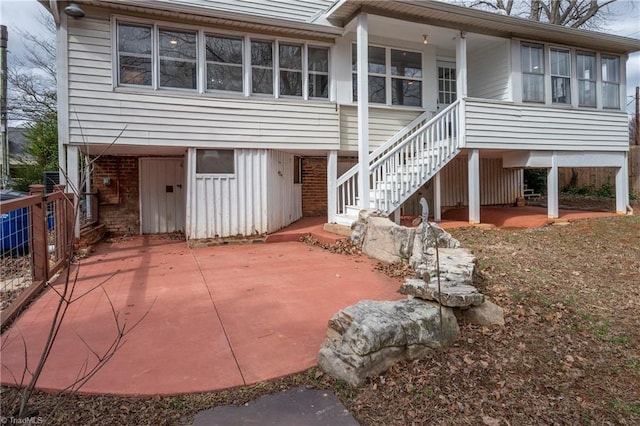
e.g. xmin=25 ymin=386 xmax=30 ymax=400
xmin=93 ymin=156 xmax=140 ymax=235
xmin=301 ymin=157 xmax=327 ymax=217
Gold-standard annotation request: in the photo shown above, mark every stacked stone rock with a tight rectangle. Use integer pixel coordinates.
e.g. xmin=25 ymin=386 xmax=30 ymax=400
xmin=318 ymin=210 xmax=504 ymax=387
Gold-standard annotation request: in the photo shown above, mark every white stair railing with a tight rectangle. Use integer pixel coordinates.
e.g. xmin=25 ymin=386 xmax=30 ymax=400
xmin=335 ymin=99 xmax=464 ymax=219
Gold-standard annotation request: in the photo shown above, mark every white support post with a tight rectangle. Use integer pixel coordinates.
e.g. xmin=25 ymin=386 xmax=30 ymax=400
xmin=547 ymin=152 xmax=559 ymax=219
xmin=615 ymin=151 xmax=629 ymax=215
xmin=66 ymin=145 xmax=80 ymax=238
xmin=456 ymin=31 xmax=467 ymax=99
xmin=57 ymin=13 xmax=69 ymax=186
xmin=357 ymin=13 xmax=370 ymax=210
xmin=468 ymin=149 xmax=480 ymax=224
xmin=327 ymin=150 xmax=338 ymax=222
xmin=434 ymin=172 xmax=442 ymax=222
xmin=392 ymin=208 xmax=401 ymax=224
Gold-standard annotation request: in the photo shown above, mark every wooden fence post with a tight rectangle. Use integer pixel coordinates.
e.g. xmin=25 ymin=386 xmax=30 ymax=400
xmin=29 ymin=184 xmax=48 ymax=282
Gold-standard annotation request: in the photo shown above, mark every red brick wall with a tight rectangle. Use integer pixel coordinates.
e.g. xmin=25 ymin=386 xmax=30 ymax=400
xmin=302 ymin=157 xmax=327 ymax=217
xmin=92 ymin=156 xmax=140 ymax=235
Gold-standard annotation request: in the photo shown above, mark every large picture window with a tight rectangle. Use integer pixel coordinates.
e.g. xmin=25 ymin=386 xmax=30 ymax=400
xmin=158 ymin=29 xmax=197 ymax=90
xmin=118 ymin=23 xmax=153 ymax=86
xmin=521 ymin=44 xmax=544 ymax=102
xmin=352 ymin=44 xmax=423 ymax=107
xmin=206 ymin=35 xmax=243 ymax=92
xmin=602 ymin=55 xmax=620 ymax=109
xmin=550 ymin=48 xmax=570 ymax=104
xmin=577 ymin=51 xmax=596 ymax=107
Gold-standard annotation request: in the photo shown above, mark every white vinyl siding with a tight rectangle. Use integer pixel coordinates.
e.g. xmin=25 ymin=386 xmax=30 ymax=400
xmin=439 ymin=157 xmax=523 ymax=207
xmin=67 ymin=15 xmax=339 ymax=150
xmin=464 ymin=99 xmax=629 ymax=151
xmin=187 ymin=148 xmax=301 ymax=239
xmin=467 ymin=38 xmax=510 ymax=101
xmin=339 ymin=106 xmax=422 ymax=151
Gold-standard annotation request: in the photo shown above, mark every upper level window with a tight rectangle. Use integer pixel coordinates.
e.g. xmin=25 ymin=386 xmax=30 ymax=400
xmin=115 ymin=21 xmax=330 ymax=101
xmin=159 ymin=29 xmax=197 ymax=90
xmin=550 ymin=48 xmax=570 ymax=104
xmin=391 ymin=50 xmax=422 ymax=107
xmin=352 ymin=44 xmax=422 ymax=107
xmin=308 ymin=47 xmax=329 ymax=98
xmin=577 ymin=51 xmax=596 ymax=107
xmin=521 ymin=44 xmax=544 ymax=102
xmin=206 ymin=35 xmax=243 ymax=92
xmin=602 ymin=55 xmax=620 ymax=109
xmin=251 ymin=41 xmax=273 ymax=95
xmin=118 ymin=23 xmax=152 ymax=86
xmin=279 ymin=43 xmax=303 ymax=97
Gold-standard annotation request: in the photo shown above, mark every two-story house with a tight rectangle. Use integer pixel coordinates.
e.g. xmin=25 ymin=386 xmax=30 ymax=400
xmin=42 ymin=0 xmax=639 ymax=239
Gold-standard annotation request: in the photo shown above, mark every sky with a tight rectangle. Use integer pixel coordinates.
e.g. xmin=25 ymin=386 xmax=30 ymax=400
xmin=1 ymin=0 xmax=639 ymax=112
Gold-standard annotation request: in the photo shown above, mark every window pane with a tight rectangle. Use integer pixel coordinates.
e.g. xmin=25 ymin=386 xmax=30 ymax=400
xmin=252 ymin=68 xmax=273 ymax=94
xmin=522 ymin=44 xmax=543 ymax=74
xmin=118 ymin=23 xmax=152 ymax=86
xmin=251 ymin=41 xmax=272 ymax=67
xmin=523 ymin=74 xmax=544 ymax=102
xmin=578 ymin=80 xmax=596 ymax=106
xmin=369 ymin=76 xmax=385 ymax=103
xmin=160 ymin=59 xmax=197 ymax=89
xmin=550 ymin=49 xmax=570 ymax=76
xmin=118 ymin=24 xmax=151 ymax=55
xmin=577 ymin=52 xmax=596 ymax=80
xmin=308 ymin=47 xmax=328 ymax=72
xmin=368 ymin=46 xmax=386 ymax=74
xmin=208 ymin=64 xmax=243 ymax=91
xmin=196 ymin=150 xmax=235 ymax=174
xmin=206 ymin=35 xmax=242 ymax=64
xmin=603 ymin=82 xmax=619 ymax=108
xmin=392 ymin=79 xmax=421 ymax=107
xmin=159 ymin=30 xmax=196 ymax=60
xmin=551 ymin=76 xmax=570 ymax=103
xmin=280 ymin=71 xmax=302 ymax=96
xmin=279 ymin=43 xmax=302 ymax=70
xmin=602 ymin=56 xmax=619 ymax=83
xmin=119 ymin=55 xmax=152 ymax=85
xmin=391 ymin=50 xmax=422 ymax=78
xmin=309 ymin=73 xmax=328 ymax=98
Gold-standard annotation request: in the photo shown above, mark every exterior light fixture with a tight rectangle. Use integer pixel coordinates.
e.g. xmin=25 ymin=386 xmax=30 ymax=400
xmin=64 ymin=3 xmax=85 ymax=19
xmin=170 ymin=39 xmax=178 ymax=45
xmin=422 ymin=34 xmax=429 ymax=45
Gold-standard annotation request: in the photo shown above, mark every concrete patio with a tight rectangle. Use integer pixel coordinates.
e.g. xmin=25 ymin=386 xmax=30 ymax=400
xmin=0 ymin=205 xmax=616 ymax=397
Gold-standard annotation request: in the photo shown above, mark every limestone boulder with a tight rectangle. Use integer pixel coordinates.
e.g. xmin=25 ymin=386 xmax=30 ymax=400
xmin=457 ymin=299 xmax=505 ymax=326
xmin=399 ymin=278 xmax=484 ymax=307
xmin=349 ymin=209 xmax=386 ymax=246
xmin=409 ymin=224 xmax=460 ymax=270
xmin=423 ymin=247 xmax=476 ymax=286
xmin=318 ymin=299 xmax=460 ymax=387
xmin=361 ymin=217 xmax=416 ymax=264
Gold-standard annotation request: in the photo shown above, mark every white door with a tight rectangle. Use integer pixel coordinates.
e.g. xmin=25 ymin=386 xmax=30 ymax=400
xmin=139 ymin=158 xmax=185 ymax=234
xmin=437 ymin=61 xmax=457 ymax=112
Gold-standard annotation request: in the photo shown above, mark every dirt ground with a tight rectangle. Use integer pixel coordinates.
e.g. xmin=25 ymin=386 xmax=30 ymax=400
xmin=2 ymin=212 xmax=639 ymax=425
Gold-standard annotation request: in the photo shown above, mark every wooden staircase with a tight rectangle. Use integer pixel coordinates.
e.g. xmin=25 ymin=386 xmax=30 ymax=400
xmin=335 ymin=100 xmax=464 ymax=225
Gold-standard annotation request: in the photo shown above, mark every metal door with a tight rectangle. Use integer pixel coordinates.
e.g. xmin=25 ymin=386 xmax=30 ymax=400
xmin=139 ymin=158 xmax=184 ymax=234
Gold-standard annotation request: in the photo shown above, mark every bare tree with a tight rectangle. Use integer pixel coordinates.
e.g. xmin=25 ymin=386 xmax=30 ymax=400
xmin=458 ymin=0 xmax=619 ymax=29
xmin=7 ymin=10 xmax=56 ymax=122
